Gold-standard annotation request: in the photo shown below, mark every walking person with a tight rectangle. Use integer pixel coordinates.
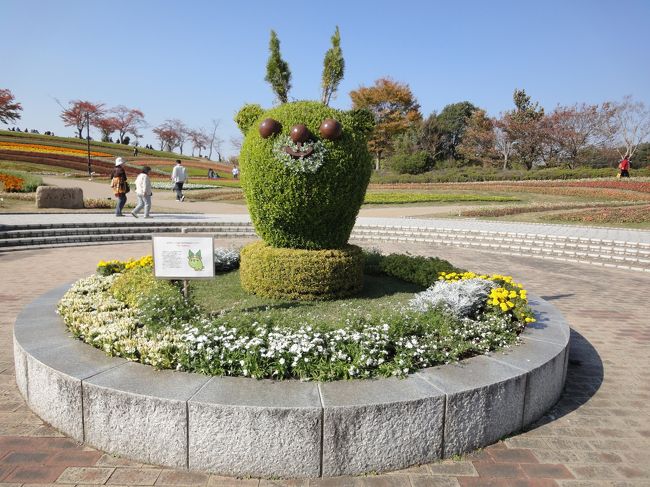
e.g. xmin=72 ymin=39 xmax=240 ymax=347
xmin=131 ymin=166 xmax=153 ymax=218
xmin=110 ymin=157 xmax=129 ymax=216
xmin=618 ymin=156 xmax=630 ymax=178
xmin=171 ymin=159 xmax=188 ymax=201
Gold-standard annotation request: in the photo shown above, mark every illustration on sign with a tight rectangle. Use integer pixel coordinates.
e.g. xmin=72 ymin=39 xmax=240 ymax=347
xmin=188 ymin=249 xmax=204 ymax=271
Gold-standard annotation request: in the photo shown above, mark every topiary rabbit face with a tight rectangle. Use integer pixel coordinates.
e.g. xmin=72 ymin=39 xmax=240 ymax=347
xmin=237 ymin=101 xmax=373 ymax=250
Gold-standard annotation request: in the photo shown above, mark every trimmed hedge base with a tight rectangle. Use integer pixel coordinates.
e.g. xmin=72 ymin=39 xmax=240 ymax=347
xmin=240 ymin=241 xmax=364 ymax=300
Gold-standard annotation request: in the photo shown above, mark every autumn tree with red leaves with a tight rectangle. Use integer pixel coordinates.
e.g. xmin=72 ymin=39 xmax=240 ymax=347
xmin=60 ymin=100 xmax=105 ymax=138
xmin=110 ymin=106 xmax=146 ymax=144
xmin=0 ymin=89 xmax=23 ymax=124
xmin=93 ymin=116 xmax=121 ymax=142
xmin=350 ymin=77 xmax=421 ymax=170
xmin=545 ymin=103 xmax=614 ymax=168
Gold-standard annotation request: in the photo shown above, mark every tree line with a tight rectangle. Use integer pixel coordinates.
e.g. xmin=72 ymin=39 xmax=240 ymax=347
xmin=0 ymin=89 xmax=224 ymax=160
xmin=263 ymin=30 xmax=650 ymax=173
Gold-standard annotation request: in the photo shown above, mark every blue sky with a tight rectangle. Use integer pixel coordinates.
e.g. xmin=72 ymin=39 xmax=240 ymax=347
xmin=3 ymin=0 xmax=649 ymax=157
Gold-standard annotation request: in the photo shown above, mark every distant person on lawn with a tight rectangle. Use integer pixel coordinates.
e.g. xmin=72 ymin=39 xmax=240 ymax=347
xmin=171 ymin=159 xmax=188 ymax=201
xmin=110 ymin=157 xmax=129 ymax=217
xmin=231 ymin=165 xmax=239 ymax=179
xmin=618 ymin=156 xmax=630 ymax=178
xmin=131 ymin=166 xmax=153 ymax=218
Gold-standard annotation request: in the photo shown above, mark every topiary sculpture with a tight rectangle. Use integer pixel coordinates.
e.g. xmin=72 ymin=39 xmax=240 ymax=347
xmin=235 ymin=100 xmax=374 ymax=299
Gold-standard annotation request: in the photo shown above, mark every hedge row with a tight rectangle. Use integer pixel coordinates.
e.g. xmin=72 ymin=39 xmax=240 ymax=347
xmin=370 ymin=166 xmax=650 ymax=184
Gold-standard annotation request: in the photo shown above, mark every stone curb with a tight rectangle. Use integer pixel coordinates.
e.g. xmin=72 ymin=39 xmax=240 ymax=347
xmin=14 ymin=286 xmax=570 ymax=478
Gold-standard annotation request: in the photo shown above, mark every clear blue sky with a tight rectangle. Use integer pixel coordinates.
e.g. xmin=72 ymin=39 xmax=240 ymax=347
xmin=3 ymin=0 xmax=649 ymax=158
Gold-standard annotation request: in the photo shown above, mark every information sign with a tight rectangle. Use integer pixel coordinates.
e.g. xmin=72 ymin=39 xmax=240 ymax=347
xmin=152 ymin=234 xmax=215 ymax=279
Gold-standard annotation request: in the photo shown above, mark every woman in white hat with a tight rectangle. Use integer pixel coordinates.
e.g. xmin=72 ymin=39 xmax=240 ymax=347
xmin=110 ymin=157 xmax=129 ymax=216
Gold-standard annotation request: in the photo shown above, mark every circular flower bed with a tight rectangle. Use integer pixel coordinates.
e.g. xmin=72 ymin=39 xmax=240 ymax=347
xmin=58 ymin=252 xmax=535 ymax=381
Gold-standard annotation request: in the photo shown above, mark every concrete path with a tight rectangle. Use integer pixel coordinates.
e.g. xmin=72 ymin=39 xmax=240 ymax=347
xmin=0 ymin=234 xmax=649 ymax=485
xmin=2 ymin=211 xmax=650 ymax=246
xmin=35 ymin=176 xmax=517 ymax=219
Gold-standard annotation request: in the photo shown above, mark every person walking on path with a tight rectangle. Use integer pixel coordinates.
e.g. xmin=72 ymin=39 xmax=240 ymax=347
xmin=171 ymin=159 xmax=188 ymax=201
xmin=131 ymin=165 xmax=153 ymax=218
xmin=110 ymin=157 xmax=129 ymax=216
xmin=618 ymin=156 xmax=631 ymax=178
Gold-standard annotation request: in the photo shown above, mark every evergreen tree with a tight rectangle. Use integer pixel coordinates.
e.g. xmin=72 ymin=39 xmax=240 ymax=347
xmin=321 ymin=26 xmax=344 ymax=106
xmin=265 ymin=30 xmax=292 ymax=104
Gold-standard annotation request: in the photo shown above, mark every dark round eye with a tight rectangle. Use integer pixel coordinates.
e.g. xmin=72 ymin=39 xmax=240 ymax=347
xmin=319 ymin=118 xmax=342 ymax=140
xmin=290 ymin=124 xmax=310 ymax=144
xmin=259 ymin=118 xmax=281 ymax=138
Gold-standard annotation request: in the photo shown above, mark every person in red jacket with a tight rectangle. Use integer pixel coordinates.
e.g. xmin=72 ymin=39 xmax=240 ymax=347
xmin=618 ymin=156 xmax=630 ymax=178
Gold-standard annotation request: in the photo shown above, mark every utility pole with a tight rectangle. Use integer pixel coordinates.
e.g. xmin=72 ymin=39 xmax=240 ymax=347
xmin=86 ymin=112 xmax=92 ymax=179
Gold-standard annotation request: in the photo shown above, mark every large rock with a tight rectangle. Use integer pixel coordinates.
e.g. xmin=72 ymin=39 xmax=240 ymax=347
xmin=35 ymin=186 xmax=84 ymax=209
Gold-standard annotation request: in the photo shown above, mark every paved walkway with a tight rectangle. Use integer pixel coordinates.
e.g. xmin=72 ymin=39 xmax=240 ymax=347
xmin=2 ymin=213 xmax=650 ymax=246
xmin=0 ymin=221 xmax=649 ymax=485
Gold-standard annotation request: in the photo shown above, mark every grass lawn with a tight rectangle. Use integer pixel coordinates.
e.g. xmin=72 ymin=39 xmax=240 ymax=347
xmin=0 ymin=160 xmax=85 ymax=175
xmin=191 ymin=270 xmax=423 ymax=327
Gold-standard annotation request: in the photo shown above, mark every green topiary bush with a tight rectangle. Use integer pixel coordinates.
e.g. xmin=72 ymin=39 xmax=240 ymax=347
xmin=240 ymin=241 xmax=364 ymax=300
xmin=237 ymin=100 xmax=374 ymax=249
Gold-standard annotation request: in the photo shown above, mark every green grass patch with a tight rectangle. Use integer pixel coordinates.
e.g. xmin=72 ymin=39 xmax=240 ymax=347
xmin=364 ymin=192 xmax=519 ymax=204
xmin=0 ymin=160 xmax=84 ymax=174
xmin=191 ymin=270 xmax=423 ymax=326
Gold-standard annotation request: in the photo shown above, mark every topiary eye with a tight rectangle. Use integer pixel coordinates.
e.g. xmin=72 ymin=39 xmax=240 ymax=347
xmin=259 ymin=118 xmax=282 ymax=138
xmin=319 ymin=118 xmax=342 ymax=140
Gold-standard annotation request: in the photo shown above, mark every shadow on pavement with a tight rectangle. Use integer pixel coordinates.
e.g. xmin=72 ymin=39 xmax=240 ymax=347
xmin=526 ymin=328 xmax=604 ymax=430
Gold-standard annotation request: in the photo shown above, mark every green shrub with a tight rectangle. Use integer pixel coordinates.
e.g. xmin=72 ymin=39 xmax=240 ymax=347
xmin=364 ymin=252 xmax=462 ymax=287
xmin=111 ymin=266 xmax=196 ymax=331
xmin=364 ymin=192 xmax=519 ymax=204
xmin=387 ymin=151 xmax=432 ymax=175
xmin=237 ymin=100 xmax=374 ymax=249
xmin=240 ymin=241 xmax=364 ymax=300
xmin=371 ymin=165 xmax=650 ymax=184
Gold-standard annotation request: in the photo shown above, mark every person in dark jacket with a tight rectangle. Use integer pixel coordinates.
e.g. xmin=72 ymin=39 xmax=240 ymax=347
xmin=110 ymin=157 xmax=129 ymax=216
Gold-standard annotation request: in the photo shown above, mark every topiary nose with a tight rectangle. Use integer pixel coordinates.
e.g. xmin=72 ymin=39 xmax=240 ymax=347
xmin=290 ymin=124 xmax=310 ymax=144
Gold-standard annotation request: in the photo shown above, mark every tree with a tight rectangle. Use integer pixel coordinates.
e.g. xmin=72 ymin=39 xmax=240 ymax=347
xmin=230 ymin=135 xmax=243 ymax=153
xmin=110 ymin=106 xmax=146 ymax=143
xmin=546 ymin=103 xmax=613 ymax=168
xmin=605 ymin=96 xmax=650 ymax=160
xmin=349 ymin=77 xmax=422 ymax=170
xmin=265 ymin=30 xmax=291 ymax=104
xmin=321 ymin=26 xmax=344 ymax=106
xmin=457 ymin=109 xmax=498 ymax=167
xmin=93 ymin=116 xmax=120 ymax=142
xmin=60 ymin=100 xmax=105 ymax=138
xmin=393 ymin=114 xmax=444 ymax=162
xmin=503 ymin=89 xmax=545 ymax=170
xmin=207 ymin=119 xmax=223 ymax=161
xmin=153 ymin=120 xmax=182 ymax=152
xmin=493 ymin=119 xmax=517 ymax=170
xmin=188 ymin=129 xmax=210 ymax=157
xmin=437 ymin=101 xmax=477 ymax=160
xmin=0 ymin=89 xmax=22 ymax=124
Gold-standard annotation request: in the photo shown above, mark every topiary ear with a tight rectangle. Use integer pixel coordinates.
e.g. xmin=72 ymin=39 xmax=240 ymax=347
xmin=345 ymin=108 xmax=375 ymax=136
xmin=235 ymin=104 xmax=265 ymax=134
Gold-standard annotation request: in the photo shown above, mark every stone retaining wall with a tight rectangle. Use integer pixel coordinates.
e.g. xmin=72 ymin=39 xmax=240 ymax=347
xmin=14 ymin=285 xmax=570 ymax=478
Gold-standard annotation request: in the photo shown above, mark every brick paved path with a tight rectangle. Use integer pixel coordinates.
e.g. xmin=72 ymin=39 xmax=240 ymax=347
xmin=0 ymin=241 xmax=649 ymax=486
